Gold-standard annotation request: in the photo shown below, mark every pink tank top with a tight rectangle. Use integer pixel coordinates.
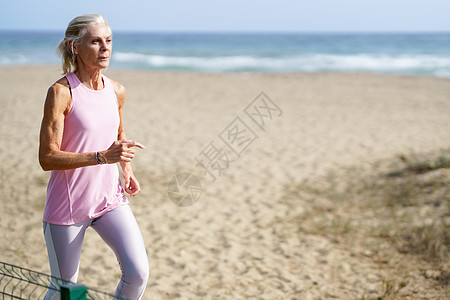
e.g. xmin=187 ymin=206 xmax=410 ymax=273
xmin=43 ymin=73 xmax=128 ymax=225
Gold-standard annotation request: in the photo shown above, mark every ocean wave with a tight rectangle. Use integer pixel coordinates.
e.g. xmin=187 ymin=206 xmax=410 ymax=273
xmin=112 ymin=52 xmax=450 ymax=76
xmin=0 ymin=54 xmax=32 ymax=65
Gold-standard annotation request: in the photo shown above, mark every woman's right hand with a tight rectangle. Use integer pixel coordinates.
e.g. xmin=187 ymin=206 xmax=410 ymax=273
xmin=100 ymin=140 xmax=145 ymax=164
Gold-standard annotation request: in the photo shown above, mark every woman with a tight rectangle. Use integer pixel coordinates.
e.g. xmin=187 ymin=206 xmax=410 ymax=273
xmin=39 ymin=14 xmax=149 ymax=299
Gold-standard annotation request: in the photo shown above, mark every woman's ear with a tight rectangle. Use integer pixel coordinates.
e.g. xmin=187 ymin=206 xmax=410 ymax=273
xmin=69 ymin=40 xmax=78 ymax=55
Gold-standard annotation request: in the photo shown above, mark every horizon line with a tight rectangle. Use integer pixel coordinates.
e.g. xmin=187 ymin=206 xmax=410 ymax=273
xmin=0 ymin=28 xmax=449 ymax=34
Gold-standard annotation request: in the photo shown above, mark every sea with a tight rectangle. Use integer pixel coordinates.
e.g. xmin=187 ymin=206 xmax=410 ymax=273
xmin=1 ymin=30 xmax=449 ymax=76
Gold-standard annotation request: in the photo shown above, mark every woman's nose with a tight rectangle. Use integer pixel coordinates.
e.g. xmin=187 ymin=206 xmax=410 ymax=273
xmin=100 ymin=41 xmax=110 ymax=51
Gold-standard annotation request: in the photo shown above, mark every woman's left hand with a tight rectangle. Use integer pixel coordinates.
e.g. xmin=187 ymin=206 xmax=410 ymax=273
xmin=123 ymin=169 xmax=141 ymax=197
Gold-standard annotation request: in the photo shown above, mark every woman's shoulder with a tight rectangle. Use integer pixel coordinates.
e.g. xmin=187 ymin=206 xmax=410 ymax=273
xmin=107 ymin=77 xmax=125 ymax=95
xmin=49 ymin=76 xmax=70 ymax=95
xmin=107 ymin=77 xmax=126 ymax=105
xmin=45 ymin=76 xmax=71 ymax=110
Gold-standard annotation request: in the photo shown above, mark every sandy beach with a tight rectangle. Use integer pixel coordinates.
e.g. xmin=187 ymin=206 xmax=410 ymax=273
xmin=0 ymin=65 xmax=449 ymax=299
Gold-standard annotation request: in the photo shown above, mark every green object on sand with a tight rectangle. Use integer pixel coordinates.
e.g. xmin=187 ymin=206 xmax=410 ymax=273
xmin=61 ymin=284 xmax=87 ymax=300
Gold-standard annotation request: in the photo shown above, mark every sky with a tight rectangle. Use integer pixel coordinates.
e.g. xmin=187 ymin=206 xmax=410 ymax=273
xmin=0 ymin=0 xmax=449 ymax=32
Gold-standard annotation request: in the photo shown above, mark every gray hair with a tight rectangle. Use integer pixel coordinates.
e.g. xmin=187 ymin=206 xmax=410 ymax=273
xmin=56 ymin=14 xmax=111 ymax=74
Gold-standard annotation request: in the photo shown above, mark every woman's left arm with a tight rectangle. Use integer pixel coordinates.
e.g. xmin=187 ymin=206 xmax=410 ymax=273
xmin=113 ymin=80 xmax=143 ymax=197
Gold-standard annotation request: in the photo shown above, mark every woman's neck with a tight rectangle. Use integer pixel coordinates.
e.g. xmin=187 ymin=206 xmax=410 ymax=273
xmin=74 ymin=66 xmax=104 ymax=90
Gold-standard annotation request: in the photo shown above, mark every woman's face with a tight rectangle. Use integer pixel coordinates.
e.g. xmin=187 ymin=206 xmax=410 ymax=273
xmin=75 ymin=23 xmax=112 ymax=71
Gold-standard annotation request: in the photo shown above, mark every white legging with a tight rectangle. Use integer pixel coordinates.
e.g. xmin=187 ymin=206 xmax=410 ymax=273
xmin=43 ymin=204 xmax=149 ymax=300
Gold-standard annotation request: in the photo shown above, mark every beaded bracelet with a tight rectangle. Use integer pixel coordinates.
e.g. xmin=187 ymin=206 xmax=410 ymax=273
xmin=95 ymin=152 xmax=106 ymax=164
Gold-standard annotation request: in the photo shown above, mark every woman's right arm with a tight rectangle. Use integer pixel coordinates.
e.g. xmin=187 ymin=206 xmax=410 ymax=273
xmin=39 ymin=80 xmax=140 ymax=171
xmin=39 ymin=80 xmax=98 ymax=171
